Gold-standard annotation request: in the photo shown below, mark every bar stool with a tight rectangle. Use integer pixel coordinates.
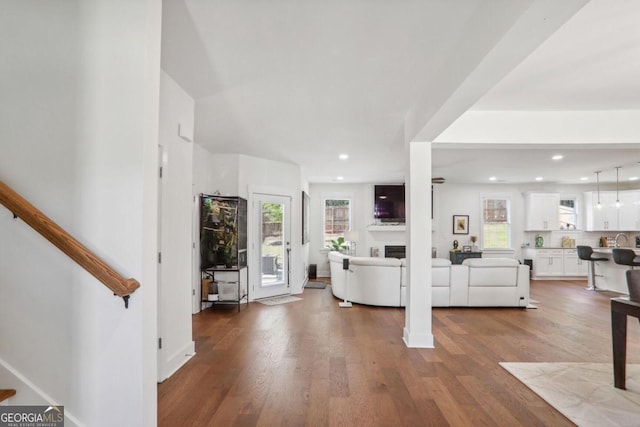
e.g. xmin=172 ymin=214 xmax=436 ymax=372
xmin=577 ymin=246 xmax=608 ymax=291
xmin=612 ymin=248 xmax=640 ymax=270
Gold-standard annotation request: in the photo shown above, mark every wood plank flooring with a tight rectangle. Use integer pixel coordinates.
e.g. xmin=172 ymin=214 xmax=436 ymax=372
xmin=158 ymin=280 xmax=640 ymax=426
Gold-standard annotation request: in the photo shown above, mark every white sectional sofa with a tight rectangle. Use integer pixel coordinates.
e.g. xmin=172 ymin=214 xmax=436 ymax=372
xmin=328 ymin=251 xmax=530 ymax=308
xmin=329 ymin=252 xmax=403 ymax=307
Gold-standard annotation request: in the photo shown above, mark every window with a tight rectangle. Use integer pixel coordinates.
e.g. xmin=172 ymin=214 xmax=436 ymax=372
xmin=559 ymin=198 xmax=578 ymax=230
xmin=481 ymin=197 xmax=511 ymax=249
xmin=323 ymin=198 xmax=351 ymax=247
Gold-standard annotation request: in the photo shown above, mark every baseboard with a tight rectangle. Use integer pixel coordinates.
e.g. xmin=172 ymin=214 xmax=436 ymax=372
xmin=402 ymin=327 xmax=434 ymax=348
xmin=0 ymin=356 xmax=82 ymax=426
xmin=159 ymin=341 xmax=196 ymax=382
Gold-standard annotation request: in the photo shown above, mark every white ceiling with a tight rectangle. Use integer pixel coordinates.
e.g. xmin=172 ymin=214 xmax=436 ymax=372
xmin=432 ymin=143 xmax=640 ymax=185
xmin=161 ymin=0 xmax=640 ymax=185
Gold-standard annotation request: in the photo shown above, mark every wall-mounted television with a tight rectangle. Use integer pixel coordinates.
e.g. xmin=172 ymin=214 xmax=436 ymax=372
xmin=374 ymin=184 xmax=405 ymax=223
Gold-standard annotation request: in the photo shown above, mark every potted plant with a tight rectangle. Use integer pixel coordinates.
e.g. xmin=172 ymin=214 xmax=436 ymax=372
xmin=328 ymin=236 xmax=348 ymax=253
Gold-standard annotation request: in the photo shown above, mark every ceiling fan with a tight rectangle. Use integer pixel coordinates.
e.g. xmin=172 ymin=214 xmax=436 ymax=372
xmin=431 ymin=177 xmax=446 ymax=184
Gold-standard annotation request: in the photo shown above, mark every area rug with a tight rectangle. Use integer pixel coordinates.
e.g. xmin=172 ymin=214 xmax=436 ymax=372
xmin=256 ymin=295 xmax=303 ymax=306
xmin=500 ymin=362 xmax=640 ymax=427
xmin=305 ymin=282 xmax=327 ymax=289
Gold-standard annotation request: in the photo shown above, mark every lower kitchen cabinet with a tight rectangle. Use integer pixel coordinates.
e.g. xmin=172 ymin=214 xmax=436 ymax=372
xmin=562 ymin=248 xmax=589 ymax=276
xmin=524 ymin=248 xmax=588 ymax=278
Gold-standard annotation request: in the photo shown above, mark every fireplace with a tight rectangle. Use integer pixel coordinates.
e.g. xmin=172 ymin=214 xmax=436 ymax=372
xmin=385 ymin=245 xmax=406 ymax=259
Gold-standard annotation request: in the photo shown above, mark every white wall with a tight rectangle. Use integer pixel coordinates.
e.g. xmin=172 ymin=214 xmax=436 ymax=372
xmin=0 ymin=1 xmax=161 ymax=426
xmin=308 ymin=183 xmax=396 ymax=277
xmin=307 ymin=181 xmax=638 ymax=274
xmin=432 ymin=182 xmax=637 ymax=260
xmin=193 ymin=148 xmax=240 ymax=198
xmin=158 ymin=71 xmax=195 ymax=381
xmin=239 ymin=155 xmax=306 ymax=295
xmin=191 ymin=152 xmax=307 ymax=303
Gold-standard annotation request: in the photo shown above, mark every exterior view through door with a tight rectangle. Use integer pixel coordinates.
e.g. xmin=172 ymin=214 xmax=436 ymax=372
xmin=254 ymin=194 xmax=290 ymax=299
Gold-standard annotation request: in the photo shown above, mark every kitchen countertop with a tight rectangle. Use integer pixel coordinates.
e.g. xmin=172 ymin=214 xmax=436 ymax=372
xmin=589 ymin=247 xmax=640 ymax=294
xmin=593 ymin=247 xmax=640 ymax=254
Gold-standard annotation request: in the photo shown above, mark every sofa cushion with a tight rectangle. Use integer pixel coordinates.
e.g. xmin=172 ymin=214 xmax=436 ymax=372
xmin=433 ymin=258 xmax=452 ymax=267
xmin=400 ymin=258 xmax=450 ymax=267
xmin=463 ymin=258 xmax=518 ymax=287
xmin=432 ymin=258 xmax=451 ymax=287
xmin=328 ymin=251 xmax=349 ymax=263
xmin=462 ymin=258 xmax=518 ymax=268
xmin=349 ymin=257 xmax=402 ymax=267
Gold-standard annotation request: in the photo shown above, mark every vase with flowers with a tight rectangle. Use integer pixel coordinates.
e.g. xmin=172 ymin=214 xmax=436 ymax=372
xmin=470 ymin=236 xmax=478 ymax=252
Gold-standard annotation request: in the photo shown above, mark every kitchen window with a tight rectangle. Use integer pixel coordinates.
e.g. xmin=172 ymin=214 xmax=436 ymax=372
xmin=481 ymin=196 xmax=511 ymax=249
xmin=559 ymin=197 xmax=578 ymax=230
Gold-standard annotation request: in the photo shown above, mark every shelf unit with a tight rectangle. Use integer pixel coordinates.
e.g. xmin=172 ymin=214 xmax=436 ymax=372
xmin=201 ymin=267 xmax=248 ymax=311
xmin=200 ymin=194 xmax=248 ymax=310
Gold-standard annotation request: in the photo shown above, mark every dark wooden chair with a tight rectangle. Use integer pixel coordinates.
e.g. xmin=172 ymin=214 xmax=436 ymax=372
xmin=626 ymin=269 xmax=640 ymax=325
xmin=627 ymin=270 xmax=640 ymax=301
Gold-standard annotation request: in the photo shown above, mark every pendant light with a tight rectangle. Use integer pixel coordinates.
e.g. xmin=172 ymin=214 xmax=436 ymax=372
xmin=615 ymin=166 xmax=621 ymax=208
xmin=595 ymin=171 xmax=602 ymax=209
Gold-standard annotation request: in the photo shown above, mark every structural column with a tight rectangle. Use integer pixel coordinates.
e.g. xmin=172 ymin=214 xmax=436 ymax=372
xmin=403 ymin=141 xmax=434 ymax=348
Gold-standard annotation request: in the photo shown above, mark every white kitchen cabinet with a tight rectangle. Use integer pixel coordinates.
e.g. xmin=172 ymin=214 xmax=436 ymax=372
xmin=585 ymin=191 xmax=618 ymax=231
xmin=526 ymin=248 xmax=588 ymax=278
xmin=585 ymin=190 xmax=640 ymax=231
xmin=534 ymin=249 xmax=564 ymax=276
xmin=563 ymin=248 xmax=589 ymax=276
xmin=525 ymin=193 xmax=560 ymax=231
xmin=618 ymin=190 xmax=640 ymax=231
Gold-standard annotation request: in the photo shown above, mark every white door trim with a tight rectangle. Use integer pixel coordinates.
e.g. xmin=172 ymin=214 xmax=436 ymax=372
xmin=249 ymin=187 xmax=294 ymax=300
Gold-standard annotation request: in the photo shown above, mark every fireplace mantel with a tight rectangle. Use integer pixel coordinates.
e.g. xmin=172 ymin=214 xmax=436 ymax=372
xmin=367 ymin=225 xmax=406 ymax=231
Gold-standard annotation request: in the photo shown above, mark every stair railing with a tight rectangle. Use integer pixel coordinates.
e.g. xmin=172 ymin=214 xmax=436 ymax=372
xmin=0 ymin=180 xmax=139 ymax=308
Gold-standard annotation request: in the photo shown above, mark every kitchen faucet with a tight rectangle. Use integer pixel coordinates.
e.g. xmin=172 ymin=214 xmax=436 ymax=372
xmin=614 ymin=233 xmax=628 ymax=248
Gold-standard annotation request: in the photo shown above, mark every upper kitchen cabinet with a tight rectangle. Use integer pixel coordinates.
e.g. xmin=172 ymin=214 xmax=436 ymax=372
xmin=584 ymin=190 xmax=640 ymax=231
xmin=585 ymin=191 xmax=618 ymax=231
xmin=524 ymin=193 xmax=560 ymax=231
xmin=618 ymin=190 xmax=640 ymax=231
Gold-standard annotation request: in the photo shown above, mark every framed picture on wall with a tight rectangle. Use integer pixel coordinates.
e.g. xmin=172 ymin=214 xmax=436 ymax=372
xmin=453 ymin=215 xmax=469 ymax=235
xmin=302 ymin=191 xmax=310 ymax=244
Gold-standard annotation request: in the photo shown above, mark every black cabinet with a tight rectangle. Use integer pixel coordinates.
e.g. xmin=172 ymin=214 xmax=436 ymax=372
xmin=200 ymin=194 xmax=247 ymax=270
xmin=200 ymin=195 xmax=248 ymax=309
xmin=449 ymin=250 xmax=482 ymax=264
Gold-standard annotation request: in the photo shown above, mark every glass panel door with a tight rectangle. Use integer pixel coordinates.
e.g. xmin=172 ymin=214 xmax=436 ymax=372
xmin=254 ymin=194 xmax=290 ymax=299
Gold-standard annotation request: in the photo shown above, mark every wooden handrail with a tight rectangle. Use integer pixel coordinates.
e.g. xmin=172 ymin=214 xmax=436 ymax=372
xmin=0 ymin=180 xmax=139 ymax=304
xmin=0 ymin=389 xmax=16 ymax=402
xmin=0 ymin=389 xmax=16 ymax=403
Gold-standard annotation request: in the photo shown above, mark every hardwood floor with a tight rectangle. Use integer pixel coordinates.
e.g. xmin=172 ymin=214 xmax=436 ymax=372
xmin=158 ymin=280 xmax=640 ymax=426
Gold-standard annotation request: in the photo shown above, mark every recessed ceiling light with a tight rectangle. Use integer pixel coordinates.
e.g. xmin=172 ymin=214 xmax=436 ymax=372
xmin=580 ymin=177 xmax=589 ymax=181
xmin=338 ymin=154 xmax=349 ymax=160
xmin=535 ymin=177 xmax=544 ymax=181
xmin=552 ymin=154 xmax=563 ymax=160
xmin=629 ymin=176 xmax=639 ymax=181
xmin=489 ymin=176 xmax=497 ymax=181
xmin=336 ymin=176 xmax=344 ymax=181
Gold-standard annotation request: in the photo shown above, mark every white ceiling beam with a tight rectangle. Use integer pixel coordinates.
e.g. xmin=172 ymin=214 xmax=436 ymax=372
xmin=405 ymin=0 xmax=589 ymax=144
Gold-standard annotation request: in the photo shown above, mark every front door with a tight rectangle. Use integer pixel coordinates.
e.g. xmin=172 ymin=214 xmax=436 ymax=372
xmin=253 ymin=194 xmax=290 ymax=299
